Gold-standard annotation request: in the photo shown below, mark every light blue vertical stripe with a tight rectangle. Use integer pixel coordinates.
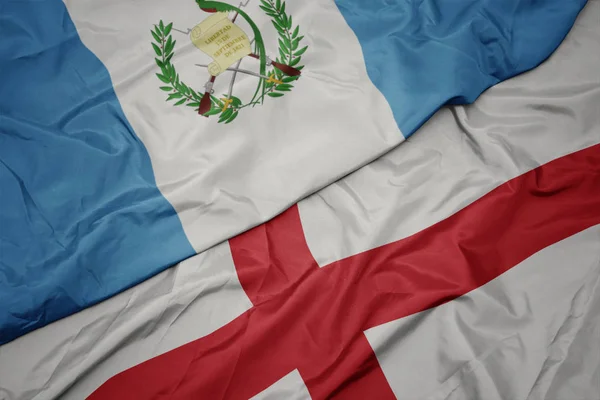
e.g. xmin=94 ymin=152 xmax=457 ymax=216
xmin=0 ymin=0 xmax=195 ymax=344
xmin=335 ymin=0 xmax=587 ymax=137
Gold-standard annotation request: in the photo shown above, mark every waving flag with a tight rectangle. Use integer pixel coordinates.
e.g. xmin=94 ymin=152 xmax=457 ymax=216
xmin=1 ymin=1 xmax=598 ymax=398
xmin=0 ymin=0 xmax=588 ymax=345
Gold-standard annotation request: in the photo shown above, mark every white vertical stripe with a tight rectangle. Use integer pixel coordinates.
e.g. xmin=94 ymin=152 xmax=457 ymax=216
xmin=63 ymin=0 xmax=402 ymax=253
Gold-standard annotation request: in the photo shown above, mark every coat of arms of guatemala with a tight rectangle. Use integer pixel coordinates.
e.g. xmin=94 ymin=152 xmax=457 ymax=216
xmin=151 ymin=0 xmax=307 ymax=124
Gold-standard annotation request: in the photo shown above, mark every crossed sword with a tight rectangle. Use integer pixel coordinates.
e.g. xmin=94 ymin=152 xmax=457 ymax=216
xmin=172 ymin=0 xmax=281 ymax=114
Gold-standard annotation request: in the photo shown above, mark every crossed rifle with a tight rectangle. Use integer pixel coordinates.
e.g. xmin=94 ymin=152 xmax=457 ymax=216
xmin=172 ymin=0 xmax=301 ymax=115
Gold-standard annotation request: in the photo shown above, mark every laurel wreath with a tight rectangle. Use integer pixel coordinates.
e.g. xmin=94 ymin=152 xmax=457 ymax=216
xmin=151 ymin=0 xmax=307 ymax=123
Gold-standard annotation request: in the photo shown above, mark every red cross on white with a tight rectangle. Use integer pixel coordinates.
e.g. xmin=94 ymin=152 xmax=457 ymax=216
xmin=90 ymin=143 xmax=600 ymax=399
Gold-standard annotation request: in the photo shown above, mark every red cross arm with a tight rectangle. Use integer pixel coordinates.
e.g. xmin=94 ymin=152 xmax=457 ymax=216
xmin=89 ymin=143 xmax=600 ymax=399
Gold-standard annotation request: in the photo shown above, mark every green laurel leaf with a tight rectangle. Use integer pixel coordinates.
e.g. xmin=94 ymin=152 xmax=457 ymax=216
xmin=174 ymin=98 xmax=187 ymax=106
xmin=164 ymin=22 xmax=173 ymax=36
xmin=225 ymin=110 xmax=239 ymax=124
xmin=152 ymin=43 xmax=161 ymax=56
xmin=167 ymin=92 xmax=183 ymax=101
xmin=275 ymin=83 xmax=293 ymax=91
xmin=211 ymin=95 xmax=224 ymax=107
xmin=204 ymin=107 xmax=222 ymax=116
xmin=292 ymin=37 xmax=300 ymax=50
xmin=229 ymin=96 xmax=243 ymax=107
xmin=276 ymin=16 xmax=286 ymax=29
xmin=165 ymin=37 xmax=175 ymax=55
xmin=164 ymin=64 xmax=173 ymax=80
xmin=279 ymin=38 xmax=289 ymax=52
xmin=272 ymin=20 xmax=285 ymax=35
xmin=294 ymin=46 xmax=308 ymax=57
xmin=156 ymin=73 xmax=170 ymax=84
xmin=268 ymin=92 xmax=284 ymax=98
xmin=218 ymin=107 xmax=234 ymax=122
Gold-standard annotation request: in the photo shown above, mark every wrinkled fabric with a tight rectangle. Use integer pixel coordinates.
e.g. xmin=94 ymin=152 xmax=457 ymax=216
xmin=0 ymin=0 xmax=403 ymax=345
xmin=0 ymin=1 xmax=196 ymax=344
xmin=0 ymin=0 xmax=584 ymax=350
xmin=0 ymin=0 xmax=588 ymax=344
xmin=0 ymin=0 xmax=589 ymax=345
xmin=367 ymin=226 xmax=600 ymax=400
xmin=301 ymin=0 xmax=600 ymax=266
xmin=335 ymin=0 xmax=588 ymax=136
xmin=89 ymin=147 xmax=600 ymax=399
xmin=0 ymin=1 xmax=598 ymax=398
